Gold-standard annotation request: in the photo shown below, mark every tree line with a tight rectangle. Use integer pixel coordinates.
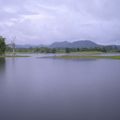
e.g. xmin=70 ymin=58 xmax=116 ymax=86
xmin=0 ymin=35 xmax=120 ymax=55
xmin=6 ymin=46 xmax=120 ymax=53
xmin=0 ymin=36 xmax=6 ymax=55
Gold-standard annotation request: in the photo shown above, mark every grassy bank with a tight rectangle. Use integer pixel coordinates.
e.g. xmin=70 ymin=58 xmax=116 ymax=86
xmin=54 ymin=55 xmax=120 ymax=60
xmin=0 ymin=55 xmax=30 ymax=58
xmin=70 ymin=51 xmax=104 ymax=54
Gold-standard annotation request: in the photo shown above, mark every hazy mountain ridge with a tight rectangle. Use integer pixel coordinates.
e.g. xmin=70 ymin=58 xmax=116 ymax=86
xmin=50 ymin=40 xmax=100 ymax=48
xmin=15 ymin=40 xmax=120 ymax=49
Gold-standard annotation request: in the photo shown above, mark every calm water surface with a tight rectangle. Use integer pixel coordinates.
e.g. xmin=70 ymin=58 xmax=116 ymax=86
xmin=0 ymin=57 xmax=120 ymax=120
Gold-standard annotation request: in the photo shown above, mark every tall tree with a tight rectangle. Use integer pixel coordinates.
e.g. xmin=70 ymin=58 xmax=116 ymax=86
xmin=0 ymin=36 xmax=6 ymax=55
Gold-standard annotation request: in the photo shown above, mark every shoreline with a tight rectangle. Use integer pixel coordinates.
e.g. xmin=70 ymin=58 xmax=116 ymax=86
xmin=0 ymin=53 xmax=120 ymax=60
xmin=0 ymin=55 xmax=30 ymax=58
xmin=53 ymin=55 xmax=120 ymax=60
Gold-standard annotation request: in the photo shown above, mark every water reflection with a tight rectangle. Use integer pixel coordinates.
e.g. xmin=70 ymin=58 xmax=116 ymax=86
xmin=0 ymin=58 xmax=120 ymax=120
xmin=0 ymin=58 xmax=6 ymax=83
xmin=0 ymin=58 xmax=5 ymax=73
xmin=0 ymin=58 xmax=5 ymax=67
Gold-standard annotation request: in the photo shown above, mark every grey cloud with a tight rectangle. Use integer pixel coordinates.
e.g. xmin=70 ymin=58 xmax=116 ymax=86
xmin=0 ymin=0 xmax=120 ymax=44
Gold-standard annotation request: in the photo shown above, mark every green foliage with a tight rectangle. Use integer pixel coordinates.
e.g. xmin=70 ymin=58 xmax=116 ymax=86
xmin=0 ymin=36 xmax=6 ymax=55
xmin=65 ymin=48 xmax=71 ymax=53
xmin=6 ymin=44 xmax=120 ymax=54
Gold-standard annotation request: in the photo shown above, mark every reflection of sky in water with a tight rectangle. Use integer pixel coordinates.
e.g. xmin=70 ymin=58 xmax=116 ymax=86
xmin=0 ymin=58 xmax=120 ymax=120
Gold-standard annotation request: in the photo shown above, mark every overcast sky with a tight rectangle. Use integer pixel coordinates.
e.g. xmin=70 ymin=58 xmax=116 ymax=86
xmin=0 ymin=0 xmax=120 ymax=45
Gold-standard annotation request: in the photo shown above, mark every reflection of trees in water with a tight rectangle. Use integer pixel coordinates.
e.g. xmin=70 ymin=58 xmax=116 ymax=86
xmin=0 ymin=58 xmax=5 ymax=71
xmin=0 ymin=58 xmax=6 ymax=86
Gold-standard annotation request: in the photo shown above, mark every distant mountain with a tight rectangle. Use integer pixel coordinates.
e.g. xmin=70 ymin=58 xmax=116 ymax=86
xmin=49 ymin=40 xmax=100 ymax=48
xmin=116 ymin=45 xmax=120 ymax=49
xmin=49 ymin=41 xmax=71 ymax=48
xmin=14 ymin=40 xmax=120 ymax=49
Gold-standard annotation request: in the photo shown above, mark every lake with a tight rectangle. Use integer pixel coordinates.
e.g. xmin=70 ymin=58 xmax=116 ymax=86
xmin=0 ymin=57 xmax=120 ymax=120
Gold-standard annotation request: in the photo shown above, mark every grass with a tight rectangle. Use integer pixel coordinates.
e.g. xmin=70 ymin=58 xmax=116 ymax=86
xmin=1 ymin=52 xmax=120 ymax=60
xmin=0 ymin=55 xmax=30 ymax=58
xmin=54 ymin=55 xmax=120 ymax=60
xmin=70 ymin=51 xmax=104 ymax=54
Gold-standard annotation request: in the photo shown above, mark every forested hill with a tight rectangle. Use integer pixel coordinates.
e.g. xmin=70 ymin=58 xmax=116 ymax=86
xmin=13 ymin=40 xmax=120 ymax=50
xmin=49 ymin=40 xmax=99 ymax=48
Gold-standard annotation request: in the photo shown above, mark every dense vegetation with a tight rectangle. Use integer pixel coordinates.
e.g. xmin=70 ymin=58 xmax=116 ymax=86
xmin=3 ymin=36 xmax=120 ymax=54
xmin=6 ymin=46 xmax=120 ymax=54
xmin=0 ymin=36 xmax=6 ymax=55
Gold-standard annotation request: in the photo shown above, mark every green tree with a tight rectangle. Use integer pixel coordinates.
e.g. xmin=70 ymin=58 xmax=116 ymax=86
xmin=0 ymin=36 xmax=6 ymax=55
xmin=65 ymin=48 xmax=71 ymax=53
xmin=51 ymin=48 xmax=56 ymax=53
